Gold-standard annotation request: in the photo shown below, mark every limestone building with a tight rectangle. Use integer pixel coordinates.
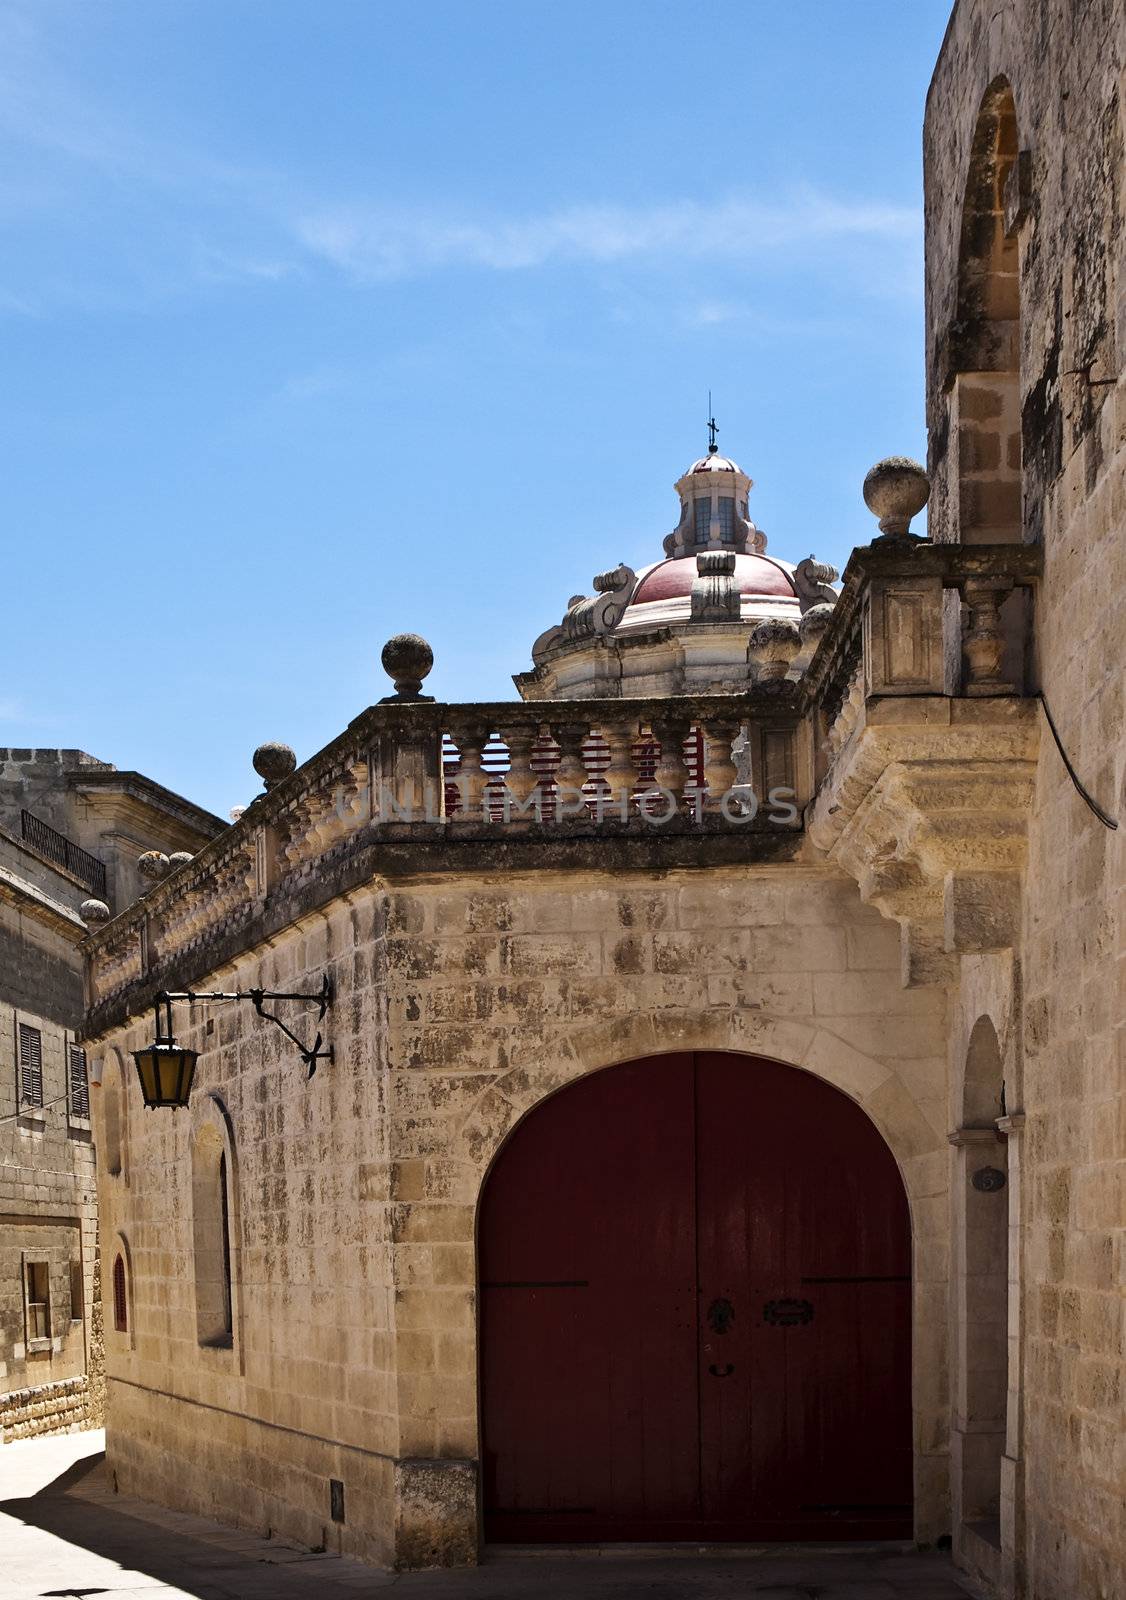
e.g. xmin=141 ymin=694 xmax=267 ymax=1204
xmin=78 ymin=1 xmax=1121 ymax=1596
xmin=1 ymin=749 xmax=222 ymax=1440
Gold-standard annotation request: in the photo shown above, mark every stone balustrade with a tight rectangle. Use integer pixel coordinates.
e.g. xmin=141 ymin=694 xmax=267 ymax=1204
xmin=804 ymin=541 xmax=1041 ymax=783
xmin=81 ymin=541 xmax=1042 ymax=1026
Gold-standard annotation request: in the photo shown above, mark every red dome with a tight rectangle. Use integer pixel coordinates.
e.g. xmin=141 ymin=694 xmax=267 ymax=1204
xmin=631 ymin=552 xmax=797 ymax=605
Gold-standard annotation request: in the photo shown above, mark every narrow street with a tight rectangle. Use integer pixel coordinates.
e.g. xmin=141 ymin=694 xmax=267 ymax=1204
xmin=0 ymin=1432 xmax=982 ymax=1600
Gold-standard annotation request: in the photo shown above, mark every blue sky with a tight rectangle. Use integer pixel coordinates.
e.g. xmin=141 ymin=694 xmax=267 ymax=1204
xmin=1 ymin=0 xmax=952 ymax=820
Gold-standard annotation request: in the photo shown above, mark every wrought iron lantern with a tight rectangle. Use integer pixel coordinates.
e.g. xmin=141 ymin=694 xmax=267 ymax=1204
xmin=133 ymin=996 xmax=199 ymax=1109
xmin=133 ymin=979 xmax=332 ymax=1110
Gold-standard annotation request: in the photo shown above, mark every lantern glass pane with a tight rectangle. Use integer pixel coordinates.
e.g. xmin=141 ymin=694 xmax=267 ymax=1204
xmin=132 ymin=1043 xmax=198 ymax=1108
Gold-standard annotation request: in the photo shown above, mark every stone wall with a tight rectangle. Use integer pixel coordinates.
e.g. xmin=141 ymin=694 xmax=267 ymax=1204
xmin=89 ymin=862 xmax=950 ymax=1567
xmin=926 ymin=4 xmax=1124 ymax=1596
xmin=0 ymin=988 xmax=101 ymax=1438
xmin=0 ymin=904 xmax=85 ymax=1027
xmin=1 ymin=1373 xmax=95 ymax=1442
xmin=0 ymin=749 xmax=113 ymax=839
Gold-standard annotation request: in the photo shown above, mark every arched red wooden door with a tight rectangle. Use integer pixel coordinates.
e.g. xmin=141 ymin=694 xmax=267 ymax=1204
xmin=479 ymin=1052 xmax=912 ymax=1542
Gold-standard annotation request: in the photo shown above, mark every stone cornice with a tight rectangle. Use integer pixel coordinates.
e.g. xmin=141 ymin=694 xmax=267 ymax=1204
xmin=0 ymin=861 xmax=87 ymax=940
xmin=808 ymin=697 xmax=1039 ymax=858
xmin=80 ymin=827 xmax=808 ymax=1041
xmin=807 ymin=696 xmax=1039 ymax=985
xmin=69 ymin=769 xmax=226 ymax=842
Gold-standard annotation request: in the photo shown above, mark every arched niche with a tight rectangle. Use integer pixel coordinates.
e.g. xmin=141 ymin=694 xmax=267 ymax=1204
xmin=954 ymin=1015 xmax=1008 ymax=1543
xmin=102 ymin=1048 xmax=130 ymax=1181
xmin=964 ymin=1013 xmax=1007 ymax=1127
xmin=191 ymin=1094 xmax=242 ymax=1359
xmin=945 ymin=78 xmax=1024 ymax=545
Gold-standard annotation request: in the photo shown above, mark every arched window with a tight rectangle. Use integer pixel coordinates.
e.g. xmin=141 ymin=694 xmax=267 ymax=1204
xmin=112 ymin=1253 xmax=128 ymax=1333
xmin=193 ymin=1124 xmax=235 ymax=1347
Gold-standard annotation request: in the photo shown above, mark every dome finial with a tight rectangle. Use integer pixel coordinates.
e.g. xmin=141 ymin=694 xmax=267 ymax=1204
xmin=707 ymin=391 xmax=719 ymax=455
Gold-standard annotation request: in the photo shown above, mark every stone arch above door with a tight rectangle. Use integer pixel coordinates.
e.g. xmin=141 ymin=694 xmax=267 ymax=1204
xmin=460 ymin=1009 xmax=946 ymax=1213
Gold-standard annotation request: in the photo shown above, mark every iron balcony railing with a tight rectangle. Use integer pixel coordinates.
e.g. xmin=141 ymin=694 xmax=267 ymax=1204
xmin=21 ymin=810 xmax=108 ymax=898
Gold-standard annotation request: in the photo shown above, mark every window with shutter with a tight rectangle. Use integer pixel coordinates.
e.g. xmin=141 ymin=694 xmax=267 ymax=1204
xmin=113 ymin=1254 xmax=128 ymax=1333
xmin=18 ymin=1024 xmax=43 ymax=1107
xmin=68 ymin=1044 xmax=90 ymax=1120
xmin=26 ymin=1260 xmax=50 ymax=1341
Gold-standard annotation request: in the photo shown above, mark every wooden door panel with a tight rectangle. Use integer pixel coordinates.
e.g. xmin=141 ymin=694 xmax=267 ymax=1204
xmin=480 ymin=1054 xmax=699 ymax=1538
xmin=480 ymin=1051 xmax=913 ymax=1543
xmin=694 ymin=1052 xmax=912 ymax=1536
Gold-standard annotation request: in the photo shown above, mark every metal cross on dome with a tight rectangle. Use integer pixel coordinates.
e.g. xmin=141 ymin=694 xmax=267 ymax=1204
xmin=707 ymin=395 xmax=719 ymax=454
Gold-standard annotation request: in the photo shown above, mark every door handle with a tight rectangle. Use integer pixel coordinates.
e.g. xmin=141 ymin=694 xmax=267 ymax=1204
xmin=708 ymin=1363 xmax=735 ymax=1378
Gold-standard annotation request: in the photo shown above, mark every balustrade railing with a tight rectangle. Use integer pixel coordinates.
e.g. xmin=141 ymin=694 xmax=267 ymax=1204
xmin=392 ymin=700 xmax=800 ymax=831
xmin=83 ymin=541 xmax=1042 ymax=1017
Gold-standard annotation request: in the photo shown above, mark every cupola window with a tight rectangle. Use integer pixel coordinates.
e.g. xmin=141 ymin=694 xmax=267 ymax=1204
xmin=693 ymin=499 xmax=712 ymax=544
xmin=717 ymin=497 xmax=735 ymax=543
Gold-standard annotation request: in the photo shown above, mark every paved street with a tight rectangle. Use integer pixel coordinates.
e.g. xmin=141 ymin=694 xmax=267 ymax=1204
xmin=0 ymin=1431 xmax=982 ymax=1600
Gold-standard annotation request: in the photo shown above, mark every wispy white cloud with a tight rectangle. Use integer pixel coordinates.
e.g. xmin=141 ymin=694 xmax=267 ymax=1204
xmin=0 ymin=5 xmax=920 ymax=312
xmin=292 ymin=191 xmax=919 ymax=281
xmin=190 ymin=243 xmax=300 ymax=287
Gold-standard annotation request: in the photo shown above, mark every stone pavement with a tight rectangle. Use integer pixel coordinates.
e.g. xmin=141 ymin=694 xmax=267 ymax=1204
xmin=0 ymin=1431 xmax=983 ymax=1600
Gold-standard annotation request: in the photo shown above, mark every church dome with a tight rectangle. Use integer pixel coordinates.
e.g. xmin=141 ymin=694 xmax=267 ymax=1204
xmin=619 ymin=550 xmax=799 ymax=633
xmin=514 ymin=428 xmax=840 ymax=699
xmin=631 ymin=550 xmax=796 ymax=605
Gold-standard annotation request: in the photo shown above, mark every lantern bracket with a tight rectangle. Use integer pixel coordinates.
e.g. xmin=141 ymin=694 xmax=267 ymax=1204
xmin=155 ymin=975 xmax=334 ymax=1080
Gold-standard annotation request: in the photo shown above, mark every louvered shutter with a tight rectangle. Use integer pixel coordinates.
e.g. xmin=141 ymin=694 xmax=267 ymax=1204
xmin=18 ymin=1024 xmax=43 ymax=1107
xmin=113 ymin=1255 xmax=128 ymax=1332
xmin=69 ymin=1044 xmax=90 ymax=1119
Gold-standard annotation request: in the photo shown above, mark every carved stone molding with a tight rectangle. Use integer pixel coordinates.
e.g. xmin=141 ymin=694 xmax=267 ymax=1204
xmin=809 ymin=698 xmax=1039 ymax=986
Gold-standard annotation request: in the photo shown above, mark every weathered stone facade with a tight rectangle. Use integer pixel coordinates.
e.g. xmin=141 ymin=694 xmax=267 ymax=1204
xmin=75 ymin=1 xmax=1122 ymax=1594
xmin=1 ymin=749 xmax=222 ymax=1441
xmin=925 ymin=2 xmax=1124 ymax=1596
xmin=79 ymin=526 xmax=1044 ymax=1576
xmin=88 ymin=860 xmax=957 ymax=1567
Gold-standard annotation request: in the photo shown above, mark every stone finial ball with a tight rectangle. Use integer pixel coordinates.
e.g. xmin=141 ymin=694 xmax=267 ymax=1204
xmin=79 ymin=898 xmax=111 ymax=927
xmin=252 ymin=741 xmax=297 ymax=789
xmin=748 ymin=616 xmax=802 ymax=682
xmin=381 ymin=633 xmax=434 ymax=697
xmin=862 ymin=457 xmax=930 ymax=536
xmin=749 ymin=616 xmax=801 ymax=650
xmin=168 ymin=851 xmax=194 ymax=869
xmin=137 ymin=850 xmax=170 ymax=882
xmin=799 ymin=601 xmax=837 ymax=643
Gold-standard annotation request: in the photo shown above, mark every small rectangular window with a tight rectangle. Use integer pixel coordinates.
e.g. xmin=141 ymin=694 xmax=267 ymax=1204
xmin=330 ymin=1478 xmax=345 ymax=1523
xmin=26 ymin=1260 xmax=50 ymax=1341
xmin=717 ymin=497 xmax=735 ymax=543
xmin=693 ymin=498 xmax=712 ymax=544
xmin=69 ymin=1260 xmax=84 ymax=1323
xmin=68 ymin=1044 xmax=90 ymax=1120
xmin=18 ymin=1024 xmax=43 ymax=1108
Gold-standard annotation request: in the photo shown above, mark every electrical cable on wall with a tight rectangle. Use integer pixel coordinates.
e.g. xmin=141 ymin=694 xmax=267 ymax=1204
xmin=1038 ymin=693 xmax=1118 ymax=829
